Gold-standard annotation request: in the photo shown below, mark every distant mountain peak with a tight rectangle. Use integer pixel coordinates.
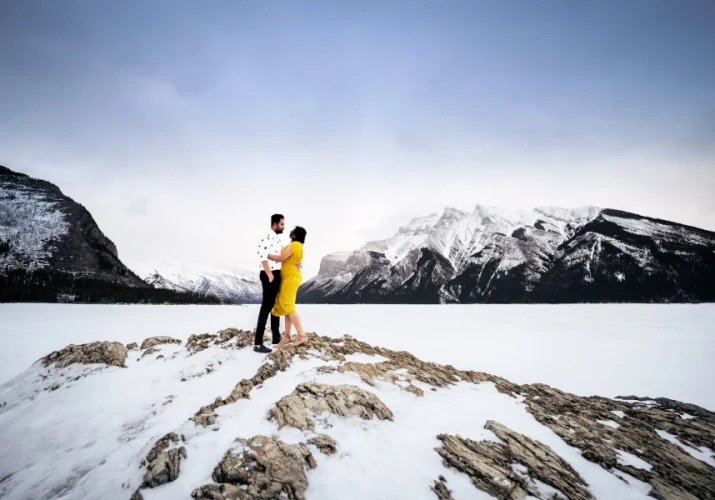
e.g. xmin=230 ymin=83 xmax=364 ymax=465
xmin=1 ymin=165 xmax=220 ymax=304
xmin=144 ymin=262 xmax=262 ymax=304
xmin=299 ymin=204 xmax=715 ymax=304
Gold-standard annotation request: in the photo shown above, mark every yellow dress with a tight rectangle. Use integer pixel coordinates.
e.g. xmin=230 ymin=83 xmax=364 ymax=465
xmin=272 ymin=241 xmax=303 ymax=316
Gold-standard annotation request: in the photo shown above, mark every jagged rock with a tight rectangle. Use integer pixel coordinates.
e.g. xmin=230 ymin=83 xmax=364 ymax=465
xmin=191 ymin=344 xmax=300 ymax=427
xmin=520 ymin=385 xmax=715 ymax=499
xmin=131 ymin=331 xmax=715 ymax=500
xmin=648 ymin=478 xmax=701 ymax=500
xmin=191 ymin=483 xmax=250 ymax=499
xmin=267 ymin=382 xmax=394 ymax=431
xmin=186 ymin=329 xmax=253 ymax=354
xmin=190 ymin=333 xmax=518 ymax=429
xmin=307 ymin=434 xmax=338 ymax=455
xmin=130 ymin=489 xmax=144 ymax=500
xmin=431 ymin=475 xmax=453 ymax=499
xmin=313 ymin=338 xmax=518 ymax=399
xmin=143 ymin=446 xmax=186 ymax=487
xmin=41 ymin=341 xmax=127 ymax=369
xmin=436 ymin=420 xmax=593 ymax=500
xmin=203 ymin=435 xmax=316 ymax=500
xmin=141 ymin=348 xmax=159 ymax=358
xmin=186 ymin=333 xmax=215 ymax=353
xmin=140 ymin=336 xmax=182 ymax=350
xmin=139 ymin=432 xmax=186 ymax=488
xmin=191 ymin=406 xmax=217 ymax=427
xmin=227 ymin=379 xmax=253 ymax=402
xmin=126 ymin=342 xmax=138 ymax=350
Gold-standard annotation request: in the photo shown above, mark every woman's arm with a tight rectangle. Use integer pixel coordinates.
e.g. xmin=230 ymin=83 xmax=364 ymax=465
xmin=268 ymin=245 xmax=293 ymax=262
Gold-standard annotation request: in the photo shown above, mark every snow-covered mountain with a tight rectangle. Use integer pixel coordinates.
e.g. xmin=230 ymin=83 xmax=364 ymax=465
xmin=0 ymin=165 xmax=219 ymax=304
xmin=145 ymin=263 xmax=262 ymax=304
xmin=0 ymin=165 xmax=139 ymax=281
xmin=299 ymin=205 xmax=715 ymax=304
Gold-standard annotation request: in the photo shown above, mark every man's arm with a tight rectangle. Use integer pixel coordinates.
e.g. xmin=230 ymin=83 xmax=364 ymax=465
xmin=257 ymin=235 xmax=274 ymax=282
xmin=268 ymin=245 xmax=293 ymax=262
xmin=261 ymin=260 xmax=274 ymax=281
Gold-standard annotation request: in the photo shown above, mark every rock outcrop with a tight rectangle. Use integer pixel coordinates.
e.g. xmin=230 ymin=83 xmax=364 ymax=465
xmin=190 ymin=338 xmax=302 ymax=428
xmin=140 ymin=433 xmax=187 ymax=488
xmin=140 ymin=336 xmax=182 ymax=350
xmin=70 ymin=330 xmax=710 ymax=500
xmin=436 ymin=421 xmax=593 ymax=500
xmin=186 ymin=328 xmax=254 ymax=354
xmin=192 ymin=436 xmax=316 ymax=500
xmin=430 ymin=475 xmax=453 ymax=500
xmin=41 ymin=341 xmax=127 ymax=369
xmin=307 ymin=434 xmax=338 ymax=455
xmin=519 ymin=386 xmax=715 ymax=499
xmin=267 ymin=381 xmax=394 ymax=431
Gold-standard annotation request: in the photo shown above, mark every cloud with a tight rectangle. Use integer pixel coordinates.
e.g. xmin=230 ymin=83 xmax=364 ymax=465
xmin=2 ymin=0 xmax=714 ymax=280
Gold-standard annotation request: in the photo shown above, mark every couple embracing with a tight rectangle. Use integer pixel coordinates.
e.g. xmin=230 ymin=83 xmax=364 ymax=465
xmin=254 ymin=213 xmax=308 ymax=353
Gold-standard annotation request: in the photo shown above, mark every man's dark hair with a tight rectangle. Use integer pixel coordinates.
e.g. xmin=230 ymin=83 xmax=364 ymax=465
xmin=271 ymin=214 xmax=284 ymax=225
xmin=291 ymin=226 xmax=307 ymax=244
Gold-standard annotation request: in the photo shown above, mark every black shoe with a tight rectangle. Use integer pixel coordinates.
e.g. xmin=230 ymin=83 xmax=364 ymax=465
xmin=253 ymin=345 xmax=272 ymax=354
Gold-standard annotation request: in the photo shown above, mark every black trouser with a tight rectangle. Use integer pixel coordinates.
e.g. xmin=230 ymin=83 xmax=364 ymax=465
xmin=255 ymin=270 xmax=281 ymax=345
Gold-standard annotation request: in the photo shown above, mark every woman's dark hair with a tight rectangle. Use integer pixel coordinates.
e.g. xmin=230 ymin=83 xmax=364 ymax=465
xmin=290 ymin=226 xmax=307 ymax=244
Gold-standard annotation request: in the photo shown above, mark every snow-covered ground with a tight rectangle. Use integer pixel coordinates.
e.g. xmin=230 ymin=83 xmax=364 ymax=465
xmin=1 ymin=303 xmax=713 ymax=410
xmin=0 ymin=303 xmax=713 ymax=500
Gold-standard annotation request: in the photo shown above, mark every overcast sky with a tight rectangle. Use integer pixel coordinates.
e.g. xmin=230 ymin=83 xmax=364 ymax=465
xmin=1 ymin=0 xmax=714 ymax=279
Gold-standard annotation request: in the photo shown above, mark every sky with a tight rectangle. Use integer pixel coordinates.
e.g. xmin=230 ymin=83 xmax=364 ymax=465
xmin=1 ymin=0 xmax=714 ymax=279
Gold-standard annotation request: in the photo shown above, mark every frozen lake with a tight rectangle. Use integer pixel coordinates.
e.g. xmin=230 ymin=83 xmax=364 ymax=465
xmin=1 ymin=303 xmax=713 ymax=410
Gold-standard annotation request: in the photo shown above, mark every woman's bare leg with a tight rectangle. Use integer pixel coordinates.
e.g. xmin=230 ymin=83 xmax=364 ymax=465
xmin=277 ymin=315 xmax=292 ymax=348
xmin=288 ymin=310 xmax=307 ymax=346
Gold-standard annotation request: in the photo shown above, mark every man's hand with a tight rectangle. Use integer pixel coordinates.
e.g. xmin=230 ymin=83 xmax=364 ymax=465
xmin=267 ymin=272 xmax=274 ymax=283
xmin=296 ymin=263 xmax=302 ymax=270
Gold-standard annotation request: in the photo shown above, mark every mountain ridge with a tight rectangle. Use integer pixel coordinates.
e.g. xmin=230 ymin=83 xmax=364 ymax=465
xmin=0 ymin=165 xmax=220 ymax=304
xmin=144 ymin=263 xmax=262 ymax=304
xmin=299 ymin=205 xmax=715 ymax=304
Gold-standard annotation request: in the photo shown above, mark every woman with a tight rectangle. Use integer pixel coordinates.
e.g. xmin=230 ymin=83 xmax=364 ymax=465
xmin=268 ymin=226 xmax=307 ymax=347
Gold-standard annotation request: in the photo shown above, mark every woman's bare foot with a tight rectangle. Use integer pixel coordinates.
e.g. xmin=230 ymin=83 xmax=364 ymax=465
xmin=276 ymin=334 xmax=292 ymax=348
xmin=291 ymin=333 xmax=308 ymax=347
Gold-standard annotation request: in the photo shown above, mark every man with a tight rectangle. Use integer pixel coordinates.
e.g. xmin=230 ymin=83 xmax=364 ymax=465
xmin=254 ymin=214 xmax=286 ymax=353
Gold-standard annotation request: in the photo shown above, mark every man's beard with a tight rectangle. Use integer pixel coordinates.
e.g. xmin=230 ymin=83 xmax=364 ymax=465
xmin=275 ymin=228 xmax=284 ymax=234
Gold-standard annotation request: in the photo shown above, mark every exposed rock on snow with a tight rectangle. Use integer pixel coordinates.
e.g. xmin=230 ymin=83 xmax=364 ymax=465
xmin=190 ymin=332 xmax=296 ymax=428
xmin=140 ymin=432 xmax=187 ymax=488
xmin=3 ymin=329 xmax=714 ymax=500
xmin=430 ymin=475 xmax=453 ymax=499
xmin=186 ymin=328 xmax=254 ymax=354
xmin=306 ymin=434 xmax=338 ymax=455
xmin=267 ymin=381 xmax=394 ymax=431
xmin=140 ymin=336 xmax=182 ymax=350
xmin=436 ymin=420 xmax=593 ymax=500
xmin=174 ymin=333 xmax=715 ymax=499
xmin=126 ymin=342 xmax=138 ymax=351
xmin=141 ymin=347 xmax=160 ymax=358
xmin=521 ymin=387 xmax=715 ymax=499
xmin=193 ymin=435 xmax=317 ymax=500
xmin=41 ymin=341 xmax=127 ymax=369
